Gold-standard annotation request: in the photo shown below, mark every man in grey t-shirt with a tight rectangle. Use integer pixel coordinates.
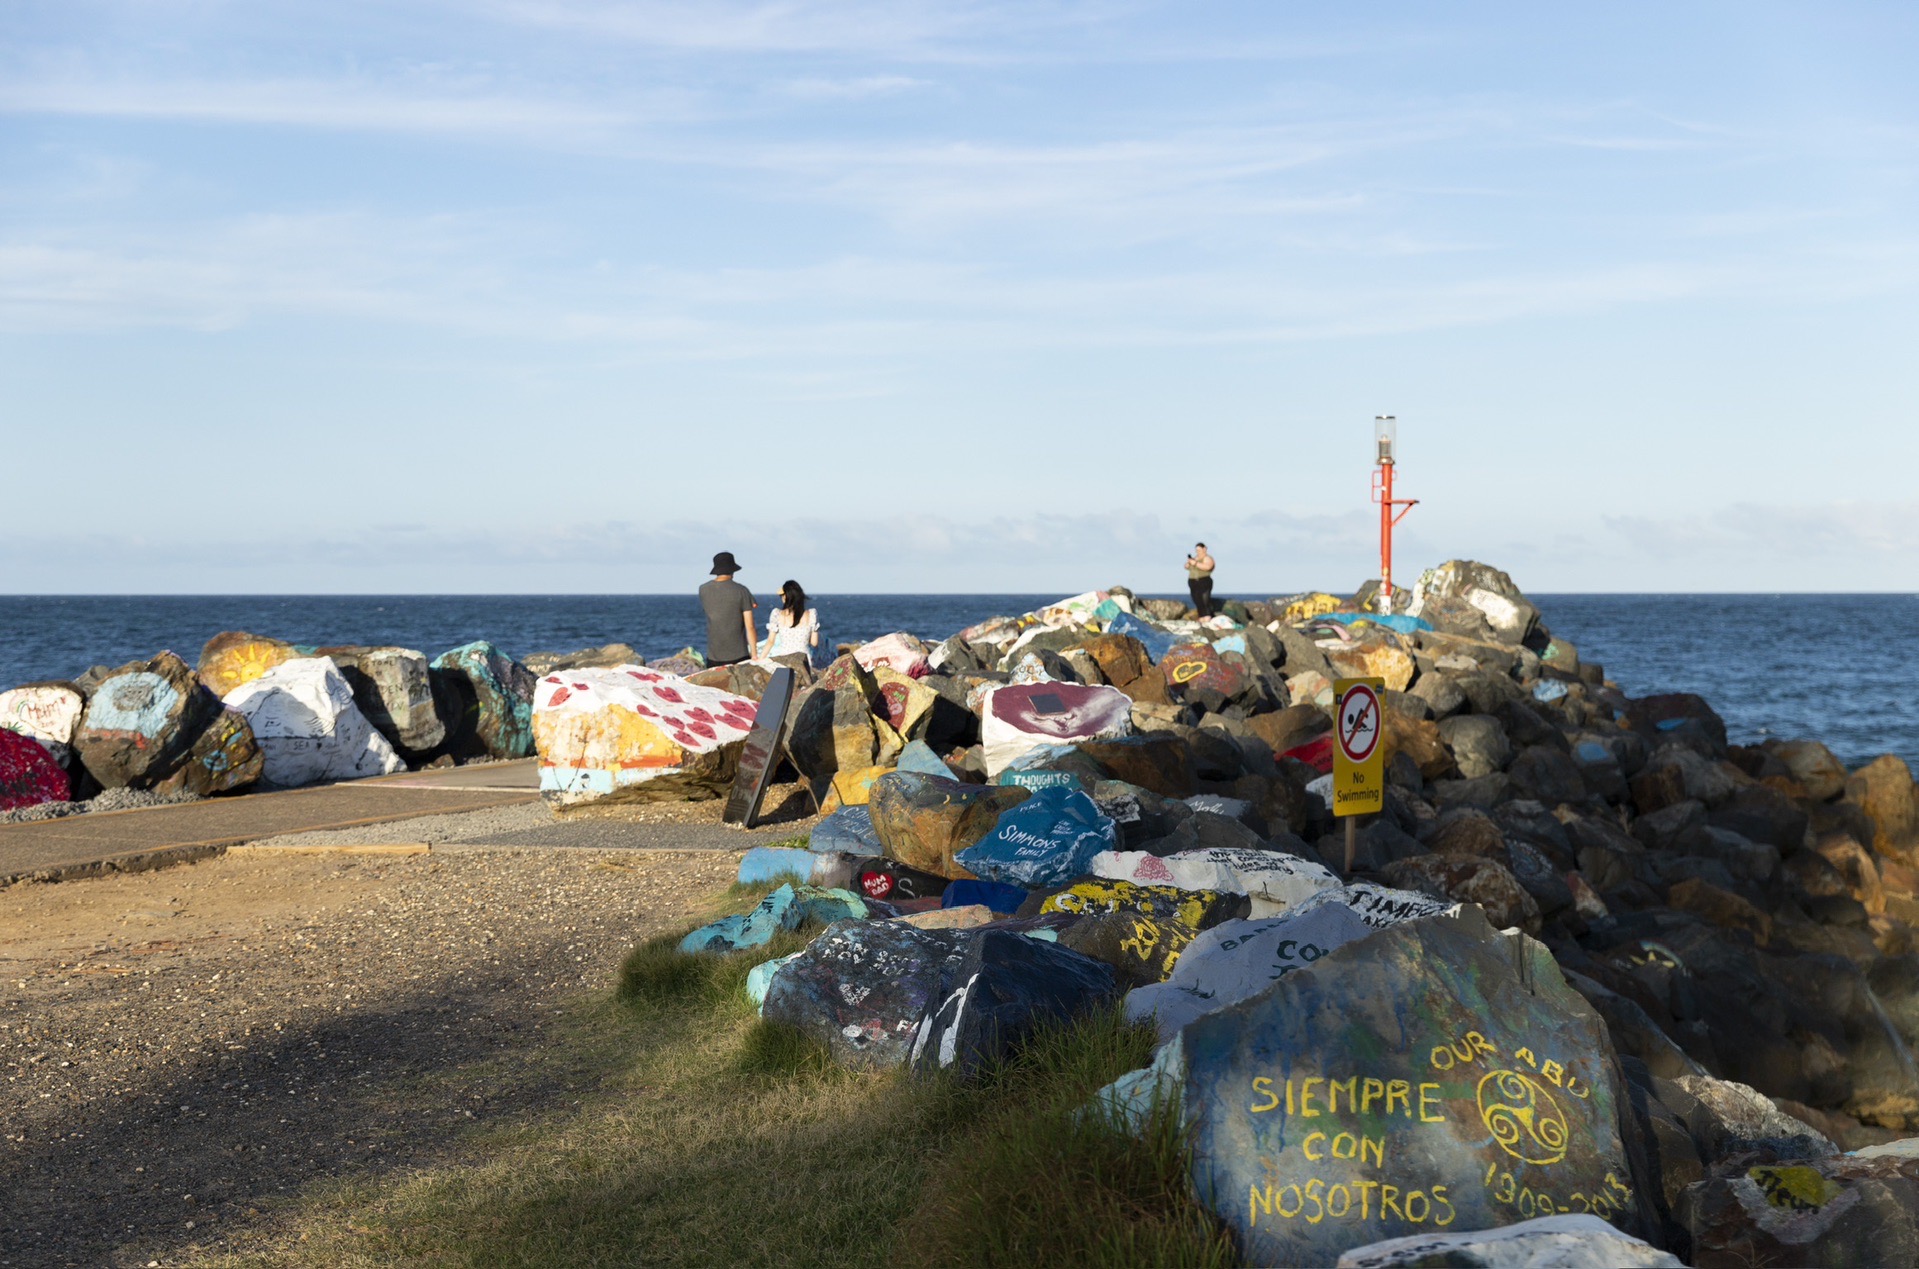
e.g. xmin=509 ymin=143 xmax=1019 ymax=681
xmin=699 ymin=552 xmax=758 ymax=666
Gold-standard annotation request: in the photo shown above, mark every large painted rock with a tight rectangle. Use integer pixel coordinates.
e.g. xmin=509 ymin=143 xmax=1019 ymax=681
xmin=785 ymin=658 xmax=889 ymax=791
xmin=1075 ymin=733 xmax=1197 ymax=797
xmin=1334 ymin=1213 xmax=1682 ymax=1268
xmin=1678 ymin=1150 xmax=1919 ymax=1268
xmin=956 ymin=785 xmax=1118 ymax=888
xmin=872 ymin=666 xmax=937 ymax=739
xmin=318 ymin=646 xmax=445 ymax=754
xmin=1037 ymin=877 xmax=1246 ymax=929
xmin=867 ymin=771 xmax=1029 ymax=879
xmin=761 ymin=919 xmax=970 ymax=1069
xmin=1159 ymin=642 xmax=1252 ymax=713
xmin=980 ymin=682 xmax=1133 ymax=778
xmin=1127 ymin=903 xmax=1376 ymax=1042
xmin=197 ymin=631 xmax=299 ymax=698
xmin=224 ymin=658 xmax=406 ymax=787
xmin=431 ymin=641 xmax=536 ymax=759
xmin=1184 ymin=906 xmax=1646 ymax=1265
xmin=532 ymin=667 xmax=755 ymax=806
xmin=1410 ymin=560 xmax=1542 ymax=646
xmin=158 ymin=707 xmax=263 ymax=797
xmin=1056 ymin=910 xmax=1199 ymax=988
xmin=0 ymin=727 xmax=70 ymax=810
xmin=909 ymin=929 xmax=1119 ymax=1078
xmin=73 ymin=652 xmax=221 ymax=789
xmin=0 ymin=681 xmax=86 ymax=766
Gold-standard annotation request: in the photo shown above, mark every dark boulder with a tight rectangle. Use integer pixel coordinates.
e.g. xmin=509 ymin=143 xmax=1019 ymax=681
xmin=72 ymin=652 xmax=222 ymax=789
xmin=867 ymin=771 xmax=1029 ymax=879
xmin=761 ymin=919 xmax=969 ymax=1069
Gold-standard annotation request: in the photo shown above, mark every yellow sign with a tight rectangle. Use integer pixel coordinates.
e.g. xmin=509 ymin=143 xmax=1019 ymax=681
xmin=1332 ymin=676 xmax=1384 ymax=817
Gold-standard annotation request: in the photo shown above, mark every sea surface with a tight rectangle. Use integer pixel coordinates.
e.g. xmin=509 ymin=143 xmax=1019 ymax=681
xmin=1 ymin=592 xmax=1913 ymax=771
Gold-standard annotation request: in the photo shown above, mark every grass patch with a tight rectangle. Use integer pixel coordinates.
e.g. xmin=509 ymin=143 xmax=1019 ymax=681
xmin=210 ymin=890 xmax=1232 ymax=1268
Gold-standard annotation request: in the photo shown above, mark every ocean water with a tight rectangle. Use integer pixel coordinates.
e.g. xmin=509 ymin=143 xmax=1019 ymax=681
xmin=1 ymin=592 xmax=1913 ymax=771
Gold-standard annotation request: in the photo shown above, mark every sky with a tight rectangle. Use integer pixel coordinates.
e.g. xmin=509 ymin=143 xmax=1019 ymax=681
xmin=2 ymin=1 xmax=1916 ymax=595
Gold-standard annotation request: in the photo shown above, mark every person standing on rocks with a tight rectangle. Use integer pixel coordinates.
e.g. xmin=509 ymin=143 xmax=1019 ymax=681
xmin=761 ymin=579 xmax=822 ymax=667
xmin=1185 ymin=542 xmax=1216 ymax=618
xmin=699 ymin=552 xmax=757 ymax=667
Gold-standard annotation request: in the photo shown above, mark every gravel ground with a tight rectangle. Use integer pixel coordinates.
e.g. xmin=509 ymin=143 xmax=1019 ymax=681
xmin=0 ymin=843 xmax=744 ymax=1268
xmin=0 ymin=789 xmax=202 ymax=826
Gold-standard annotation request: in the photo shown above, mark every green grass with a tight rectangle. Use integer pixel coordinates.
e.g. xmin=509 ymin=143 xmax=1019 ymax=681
xmin=209 ymin=893 xmax=1233 ymax=1268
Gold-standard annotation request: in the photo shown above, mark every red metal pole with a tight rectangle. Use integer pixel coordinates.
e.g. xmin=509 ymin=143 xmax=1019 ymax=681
xmin=1379 ymin=458 xmax=1395 ymax=612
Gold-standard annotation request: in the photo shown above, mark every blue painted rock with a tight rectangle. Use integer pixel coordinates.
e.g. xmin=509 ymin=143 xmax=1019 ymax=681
xmin=1182 ymin=905 xmax=1647 ymax=1265
xmin=956 ymin=785 xmax=1117 ymax=889
xmin=431 ymin=641 xmax=536 ymax=759
xmin=224 ymin=658 xmax=405 ymax=787
xmin=760 ymin=919 xmax=971 ymax=1069
xmin=0 ymin=727 xmax=70 ymax=810
xmin=909 ymin=929 xmax=1118 ymax=1077
xmin=868 ymin=771 xmax=1031 ymax=878
xmin=316 ymin=646 xmax=445 ymax=755
xmin=73 ymin=652 xmax=221 ymax=789
xmin=677 ymin=884 xmax=871 ymax=955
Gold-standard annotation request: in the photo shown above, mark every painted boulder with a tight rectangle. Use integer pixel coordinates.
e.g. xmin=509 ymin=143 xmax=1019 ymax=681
xmin=853 ymin=631 xmax=932 ymax=678
xmin=532 ymin=666 xmax=756 ymax=807
xmin=1159 ymin=642 xmax=1252 ymax=713
xmin=760 ymin=919 xmax=971 ymax=1069
xmin=980 ymin=682 xmax=1133 ymax=778
xmin=1335 ymin=1213 xmax=1681 ymax=1268
xmin=197 ymin=631 xmax=299 ymax=698
xmin=1678 ymin=1149 xmax=1919 ymax=1268
xmin=73 ymin=652 xmax=221 ymax=789
xmin=317 ymin=646 xmax=445 ymax=755
xmin=1183 ymin=905 xmax=1647 ymax=1265
xmin=0 ymin=681 xmax=86 ymax=766
xmin=909 ymin=929 xmax=1119 ymax=1078
xmin=784 ymin=657 xmax=890 ymax=792
xmin=158 ymin=707 xmax=264 ymax=797
xmin=0 ymin=727 xmax=70 ymax=811
xmin=431 ymin=641 xmax=536 ymax=760
xmin=867 ymin=771 xmax=1030 ymax=879
xmin=1092 ymin=847 xmax=1342 ymax=914
xmin=224 ymin=658 xmax=406 ymax=787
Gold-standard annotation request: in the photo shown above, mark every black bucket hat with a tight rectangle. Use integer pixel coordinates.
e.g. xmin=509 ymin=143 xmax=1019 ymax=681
xmin=710 ymin=551 xmax=742 ymax=575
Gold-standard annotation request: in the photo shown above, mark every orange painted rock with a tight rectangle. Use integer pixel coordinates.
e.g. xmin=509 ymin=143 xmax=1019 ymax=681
xmin=198 ymin=631 xmax=298 ymax=698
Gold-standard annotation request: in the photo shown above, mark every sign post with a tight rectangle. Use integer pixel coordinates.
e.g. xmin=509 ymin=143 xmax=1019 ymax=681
xmin=1332 ymin=676 xmax=1385 ymax=873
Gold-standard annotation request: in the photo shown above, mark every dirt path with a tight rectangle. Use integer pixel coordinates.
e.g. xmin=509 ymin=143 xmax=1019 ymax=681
xmin=0 ymin=845 xmax=743 ymax=1268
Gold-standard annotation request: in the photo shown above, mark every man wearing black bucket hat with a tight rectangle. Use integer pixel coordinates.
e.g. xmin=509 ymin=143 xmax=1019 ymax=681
xmin=699 ymin=551 xmax=758 ymax=666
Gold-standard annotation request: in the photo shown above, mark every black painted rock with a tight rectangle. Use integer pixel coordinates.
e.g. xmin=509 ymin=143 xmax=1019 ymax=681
xmin=157 ymin=707 xmax=263 ymax=797
xmin=760 ymin=919 xmax=968 ymax=1069
xmin=909 ymin=928 xmax=1118 ymax=1077
xmin=72 ymin=652 xmax=222 ymax=789
xmin=1184 ymin=905 xmax=1648 ymax=1265
xmin=1054 ymin=909 xmax=1199 ymax=988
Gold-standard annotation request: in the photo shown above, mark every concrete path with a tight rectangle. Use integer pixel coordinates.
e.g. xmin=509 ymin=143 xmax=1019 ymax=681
xmin=0 ymin=761 xmax=542 ymax=885
xmin=0 ymin=760 xmax=819 ymax=885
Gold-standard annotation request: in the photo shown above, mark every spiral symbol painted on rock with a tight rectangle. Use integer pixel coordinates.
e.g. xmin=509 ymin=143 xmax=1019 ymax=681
xmin=1477 ymin=1069 xmax=1569 ymax=1165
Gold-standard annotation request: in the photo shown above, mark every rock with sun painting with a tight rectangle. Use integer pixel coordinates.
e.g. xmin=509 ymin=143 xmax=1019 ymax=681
xmin=1181 ymin=904 xmax=1649 ymax=1265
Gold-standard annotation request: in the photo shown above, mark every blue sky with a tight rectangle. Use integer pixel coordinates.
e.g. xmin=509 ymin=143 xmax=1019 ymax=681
xmin=2 ymin=1 xmax=1915 ymax=595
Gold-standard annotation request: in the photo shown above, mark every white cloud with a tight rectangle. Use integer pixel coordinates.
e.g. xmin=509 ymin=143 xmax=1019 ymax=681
xmin=777 ymin=74 xmax=927 ymax=100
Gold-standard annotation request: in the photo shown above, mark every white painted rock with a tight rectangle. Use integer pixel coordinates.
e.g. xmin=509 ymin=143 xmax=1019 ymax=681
xmin=1091 ymin=847 xmax=1342 ymax=912
xmin=224 ymin=657 xmax=405 ymax=787
xmin=1295 ymin=880 xmax=1462 ymax=928
xmin=1334 ymin=1213 xmax=1682 ymax=1267
xmin=532 ymin=666 xmax=757 ymax=806
xmin=0 ymin=682 xmax=86 ymax=764
xmin=1126 ymin=902 xmax=1376 ymax=1042
xmin=851 ymin=632 xmax=930 ymax=678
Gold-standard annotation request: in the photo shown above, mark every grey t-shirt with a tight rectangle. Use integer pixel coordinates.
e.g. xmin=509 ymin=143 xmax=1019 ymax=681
xmin=699 ymin=579 xmax=756 ymax=663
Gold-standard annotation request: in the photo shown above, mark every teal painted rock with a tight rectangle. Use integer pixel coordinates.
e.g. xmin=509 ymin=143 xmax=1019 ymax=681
xmin=1183 ymin=905 xmax=1649 ymax=1265
xmin=677 ymin=883 xmax=870 ymax=955
xmin=430 ymin=641 xmax=535 ymax=759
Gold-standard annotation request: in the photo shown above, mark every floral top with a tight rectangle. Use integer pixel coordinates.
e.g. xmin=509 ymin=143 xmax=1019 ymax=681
xmin=765 ymin=607 xmax=820 ymax=663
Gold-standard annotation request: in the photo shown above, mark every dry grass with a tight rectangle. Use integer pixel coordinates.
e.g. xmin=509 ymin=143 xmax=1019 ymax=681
xmin=206 ymin=893 xmax=1232 ymax=1268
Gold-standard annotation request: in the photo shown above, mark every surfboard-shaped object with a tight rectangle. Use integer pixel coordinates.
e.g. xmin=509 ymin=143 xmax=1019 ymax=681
xmin=723 ymin=666 xmax=797 ymax=828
